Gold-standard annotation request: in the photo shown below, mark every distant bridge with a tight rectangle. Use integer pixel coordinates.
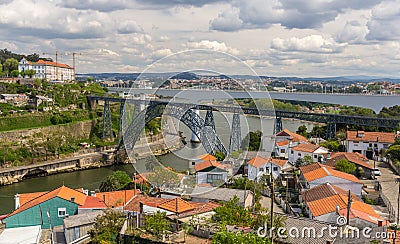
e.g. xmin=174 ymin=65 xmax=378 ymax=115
xmin=87 ymin=95 xmax=400 ymax=155
xmin=107 ymin=88 xmax=400 ymax=113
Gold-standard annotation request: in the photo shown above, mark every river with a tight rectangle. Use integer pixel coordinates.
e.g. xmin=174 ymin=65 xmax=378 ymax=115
xmin=0 ymin=116 xmax=317 ymax=215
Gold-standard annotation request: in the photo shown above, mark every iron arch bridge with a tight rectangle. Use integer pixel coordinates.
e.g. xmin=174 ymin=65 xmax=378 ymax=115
xmin=87 ymin=96 xmax=400 ymax=153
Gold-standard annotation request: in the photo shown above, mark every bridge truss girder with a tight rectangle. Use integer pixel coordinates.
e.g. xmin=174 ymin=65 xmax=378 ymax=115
xmin=121 ymin=103 xmax=227 ymax=156
xmin=102 ymin=100 xmax=113 ymax=139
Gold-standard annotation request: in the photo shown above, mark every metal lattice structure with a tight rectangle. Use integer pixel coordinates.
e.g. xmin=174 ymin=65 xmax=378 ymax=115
xmin=87 ymin=96 xmax=400 ymax=150
xmin=102 ymin=100 xmax=113 ymax=139
xmin=117 ymin=102 xmax=125 ymax=143
xmin=326 ymin=123 xmax=336 ymax=139
xmin=274 ymin=117 xmax=283 ymax=135
xmin=121 ymin=102 xmax=227 ymax=155
xmin=229 ymin=113 xmax=241 ymax=152
xmin=204 ymin=109 xmax=216 ymax=131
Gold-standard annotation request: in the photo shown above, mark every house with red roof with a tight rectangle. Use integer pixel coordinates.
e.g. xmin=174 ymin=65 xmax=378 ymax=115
xmin=346 ymin=131 xmax=396 ymax=159
xmin=18 ymin=57 xmax=74 ymax=82
xmin=299 ymin=163 xmax=363 ymax=196
xmin=288 ymin=143 xmax=329 ymax=164
xmin=194 ymin=159 xmax=228 ymax=186
xmin=247 ymin=156 xmax=291 ymax=181
xmin=326 ymin=152 xmax=373 ymax=178
xmin=273 ymin=129 xmax=308 ymax=159
xmin=124 ymin=195 xmax=220 ymax=224
xmin=304 ymin=191 xmax=384 ymax=227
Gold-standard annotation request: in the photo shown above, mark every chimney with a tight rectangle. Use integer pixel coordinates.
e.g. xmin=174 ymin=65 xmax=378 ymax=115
xmin=335 ymin=205 xmax=340 ymax=214
xmin=140 ymin=202 xmax=144 ymax=214
xmin=378 ymin=220 xmax=383 ymax=227
xmin=326 ymin=241 xmax=333 ymax=244
xmin=90 ymin=190 xmax=96 ymax=197
xmin=327 ymin=152 xmax=331 ymax=160
xmin=14 ymin=194 xmax=20 ymax=210
xmin=357 ymin=131 xmax=364 ymax=138
xmin=71 ymin=197 xmax=75 ymax=203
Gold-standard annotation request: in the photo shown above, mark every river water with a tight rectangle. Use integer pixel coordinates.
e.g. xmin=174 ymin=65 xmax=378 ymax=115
xmin=0 ymin=116 xmax=316 ymax=215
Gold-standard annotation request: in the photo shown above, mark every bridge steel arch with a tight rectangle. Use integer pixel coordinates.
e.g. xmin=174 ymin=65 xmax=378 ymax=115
xmin=120 ymin=102 xmax=228 ymax=156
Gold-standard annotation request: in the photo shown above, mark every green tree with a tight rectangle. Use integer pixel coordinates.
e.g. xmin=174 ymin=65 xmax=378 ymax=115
xmin=303 ymin=155 xmax=313 ymax=165
xmin=387 ymin=145 xmax=400 ymax=162
xmin=320 ymin=140 xmax=344 ymax=152
xmin=10 ymin=70 xmax=19 ymax=77
xmin=296 ymin=125 xmax=308 ymax=138
xmin=212 ymin=195 xmax=253 ymax=227
xmin=335 ymin=159 xmax=356 ymax=174
xmin=99 ymin=170 xmax=131 ymax=192
xmin=89 ymin=209 xmax=125 ymax=243
xmin=212 ymin=231 xmax=271 ymax=244
xmin=3 ymin=58 xmax=18 ymax=77
xmin=99 ymin=174 xmax=120 ymax=192
xmin=143 ymin=211 xmax=171 ymax=237
xmin=25 ymin=69 xmax=36 ymax=78
xmin=214 ymin=151 xmax=226 ymax=161
xmin=242 ymin=130 xmax=262 ymax=151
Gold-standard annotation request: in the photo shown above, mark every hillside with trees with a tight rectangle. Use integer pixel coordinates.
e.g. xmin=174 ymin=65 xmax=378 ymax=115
xmin=0 ymin=49 xmax=51 ymax=77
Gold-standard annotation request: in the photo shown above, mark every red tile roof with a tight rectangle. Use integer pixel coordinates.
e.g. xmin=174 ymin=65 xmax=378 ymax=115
xmin=18 ymin=191 xmax=48 ymax=206
xmin=248 ymin=156 xmax=288 ymax=168
xmin=276 ymin=129 xmax=308 ymax=142
xmin=79 ymin=196 xmax=107 ymax=209
xmin=8 ymin=186 xmax=87 ymax=217
xmin=158 ymin=198 xmax=195 ymax=214
xmin=300 ymin=163 xmax=360 ymax=183
xmin=35 ymin=60 xmax=73 ymax=69
xmin=198 ymin=154 xmax=217 ymax=161
xmin=347 ymin=131 xmax=395 ymax=143
xmin=194 ymin=160 xmax=226 ymax=172
xmin=307 ymin=194 xmax=379 ymax=218
xmin=301 ymin=183 xmax=360 ymax=203
xmin=292 ymin=143 xmax=321 ymax=153
xmin=276 ymin=140 xmax=290 ymax=147
xmin=96 ymin=189 xmax=139 ymax=208
xmin=327 ymin=152 xmax=372 ymax=170
xmin=124 ymin=195 xmax=220 ymax=218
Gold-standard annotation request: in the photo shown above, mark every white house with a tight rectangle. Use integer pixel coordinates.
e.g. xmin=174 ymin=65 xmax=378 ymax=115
xmin=18 ymin=58 xmax=74 ymax=82
xmin=288 ymin=143 xmax=329 ymax=164
xmin=194 ymin=160 xmax=228 ymax=186
xmin=299 ymin=163 xmax=363 ymax=196
xmin=273 ymin=129 xmax=308 ymax=158
xmin=247 ymin=156 xmax=291 ymax=181
xmin=346 ymin=131 xmax=396 ymax=159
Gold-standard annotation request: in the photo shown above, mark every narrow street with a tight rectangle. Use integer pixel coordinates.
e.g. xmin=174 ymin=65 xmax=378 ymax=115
xmin=375 ymin=160 xmax=399 ymax=223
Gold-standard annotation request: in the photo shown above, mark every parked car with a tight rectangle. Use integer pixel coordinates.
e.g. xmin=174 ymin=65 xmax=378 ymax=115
xmin=372 ymin=168 xmax=381 ymax=177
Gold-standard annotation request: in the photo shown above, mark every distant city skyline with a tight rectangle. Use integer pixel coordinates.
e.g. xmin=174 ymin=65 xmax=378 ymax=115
xmin=1 ymin=0 xmax=400 ymax=77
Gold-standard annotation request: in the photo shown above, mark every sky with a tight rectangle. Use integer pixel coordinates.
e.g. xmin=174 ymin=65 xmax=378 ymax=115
xmin=1 ymin=0 xmax=400 ymax=77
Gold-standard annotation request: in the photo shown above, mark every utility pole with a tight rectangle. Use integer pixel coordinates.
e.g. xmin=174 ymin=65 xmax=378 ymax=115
xmin=346 ymin=190 xmax=352 ymax=225
xmin=55 ymin=50 xmax=58 ymax=81
xmin=270 ymin=179 xmax=274 ymax=240
xmin=396 ymin=178 xmax=400 ymax=224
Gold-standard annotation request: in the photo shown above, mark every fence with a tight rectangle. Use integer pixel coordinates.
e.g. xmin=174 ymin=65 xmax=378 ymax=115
xmin=388 ymin=159 xmax=400 ymax=175
xmin=376 ymin=181 xmax=396 ymax=222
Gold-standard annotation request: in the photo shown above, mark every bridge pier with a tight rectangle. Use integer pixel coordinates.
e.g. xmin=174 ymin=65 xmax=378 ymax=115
xmin=102 ymin=100 xmax=113 ymax=139
xmin=117 ymin=102 xmax=125 ymax=143
xmin=229 ymin=113 xmax=241 ymax=152
xmin=191 ymin=109 xmax=201 ymax=143
xmin=326 ymin=123 xmax=336 ymax=139
xmin=274 ymin=117 xmax=283 ymax=134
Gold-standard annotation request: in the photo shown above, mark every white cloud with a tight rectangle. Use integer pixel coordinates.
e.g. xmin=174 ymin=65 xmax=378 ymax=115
xmin=210 ymin=7 xmax=243 ymax=31
xmin=336 ymin=21 xmax=368 ymax=44
xmin=117 ymin=20 xmax=144 ymax=34
xmin=186 ymin=40 xmax=239 ymax=55
xmin=367 ymin=0 xmax=400 ymax=41
xmin=271 ymin=35 xmax=345 ymax=53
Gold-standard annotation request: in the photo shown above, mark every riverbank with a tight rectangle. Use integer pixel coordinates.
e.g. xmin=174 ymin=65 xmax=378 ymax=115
xmin=0 ymin=132 xmax=184 ymax=186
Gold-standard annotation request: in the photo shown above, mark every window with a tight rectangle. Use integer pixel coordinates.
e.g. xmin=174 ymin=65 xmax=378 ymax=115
xmin=280 ymin=149 xmax=285 ymax=153
xmin=298 ymin=153 xmax=301 ymax=157
xmin=369 ymin=143 xmax=372 ymax=147
xmin=58 ymin=208 xmax=66 ymax=217
xmin=383 ymin=144 xmax=389 ymax=149
xmin=192 ymin=161 xmax=195 ymax=166
xmin=291 ymin=150 xmax=293 ymax=154
xmin=273 ymin=166 xmax=278 ymax=171
xmin=314 ymin=154 xmax=317 ymax=159
xmin=207 ymin=174 xmax=222 ymax=183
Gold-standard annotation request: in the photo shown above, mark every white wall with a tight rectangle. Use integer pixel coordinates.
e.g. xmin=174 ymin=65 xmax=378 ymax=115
xmin=347 ymin=140 xmax=391 ymax=157
xmin=196 ymin=171 xmax=227 ymax=185
xmin=248 ymin=163 xmax=282 ymax=181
